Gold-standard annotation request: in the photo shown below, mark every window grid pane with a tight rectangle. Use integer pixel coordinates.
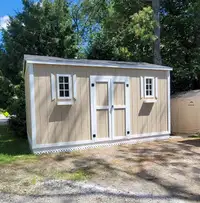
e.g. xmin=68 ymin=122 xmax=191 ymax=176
xmin=145 ymin=78 xmax=153 ymax=97
xmin=58 ymin=76 xmax=70 ymax=98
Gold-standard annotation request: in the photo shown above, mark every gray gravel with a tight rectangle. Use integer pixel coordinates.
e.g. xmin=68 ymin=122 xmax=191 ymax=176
xmin=0 ymin=179 xmax=199 ymax=203
xmin=0 ymin=137 xmax=199 ymax=203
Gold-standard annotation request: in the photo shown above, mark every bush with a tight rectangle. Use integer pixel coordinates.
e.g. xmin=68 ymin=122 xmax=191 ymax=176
xmin=8 ymin=116 xmax=26 ymax=138
xmin=8 ymin=81 xmax=27 ymax=138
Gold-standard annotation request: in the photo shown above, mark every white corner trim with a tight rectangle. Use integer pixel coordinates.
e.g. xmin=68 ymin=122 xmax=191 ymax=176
xmin=27 ymin=133 xmax=32 ymax=145
xmin=73 ymin=74 xmax=77 ymax=100
xmin=140 ymin=76 xmax=144 ymax=99
xmin=27 ymin=134 xmax=33 ymax=153
xmin=32 ymin=132 xmax=170 ymax=154
xmin=51 ymin=73 xmax=56 ymax=101
xmin=167 ymin=71 xmax=171 ymax=134
xmin=28 ymin=63 xmax=37 ymax=148
xmin=110 ymin=78 xmax=114 ymax=140
xmin=27 ymin=133 xmax=33 ymax=151
xmin=25 ymin=64 xmax=29 ymax=140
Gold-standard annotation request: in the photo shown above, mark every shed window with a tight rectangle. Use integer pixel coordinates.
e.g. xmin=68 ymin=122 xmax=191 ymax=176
xmin=144 ymin=77 xmax=155 ymax=98
xmin=57 ymin=74 xmax=72 ymax=99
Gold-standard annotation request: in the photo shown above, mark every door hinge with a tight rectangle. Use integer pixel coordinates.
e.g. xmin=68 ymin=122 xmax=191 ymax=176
xmin=91 ymin=83 xmax=95 ymax=87
xmin=126 ymin=84 xmax=129 ymax=87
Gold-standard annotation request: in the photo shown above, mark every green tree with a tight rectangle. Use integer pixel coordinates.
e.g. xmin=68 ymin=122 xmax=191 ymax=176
xmin=161 ymin=0 xmax=200 ymax=93
xmin=85 ymin=0 xmax=155 ymax=62
xmin=0 ymin=0 xmax=77 ymax=136
xmin=152 ymin=0 xmax=162 ymax=65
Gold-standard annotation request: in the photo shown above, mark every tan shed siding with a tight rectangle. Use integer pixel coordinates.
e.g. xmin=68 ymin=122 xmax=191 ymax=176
xmin=171 ymin=97 xmax=200 ymax=134
xmin=114 ymin=83 xmax=125 ymax=105
xmin=25 ymin=68 xmax=32 ymax=139
xmin=96 ymin=82 xmax=108 ymax=106
xmin=129 ymin=70 xmax=168 ymax=134
xmin=114 ymin=109 xmax=126 ymax=137
xmin=97 ymin=110 xmax=109 ymax=138
xmin=34 ymin=65 xmax=91 ymax=144
xmin=33 ymin=64 xmax=168 ymax=145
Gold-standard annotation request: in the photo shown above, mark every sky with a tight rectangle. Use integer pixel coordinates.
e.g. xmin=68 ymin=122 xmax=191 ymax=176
xmin=0 ymin=0 xmax=24 ymax=40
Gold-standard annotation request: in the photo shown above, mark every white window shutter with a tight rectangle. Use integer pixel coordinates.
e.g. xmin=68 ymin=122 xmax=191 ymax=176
xmin=155 ymin=77 xmax=158 ymax=98
xmin=140 ymin=76 xmax=144 ymax=99
xmin=51 ymin=73 xmax=56 ymax=101
xmin=73 ymin=74 xmax=77 ymax=100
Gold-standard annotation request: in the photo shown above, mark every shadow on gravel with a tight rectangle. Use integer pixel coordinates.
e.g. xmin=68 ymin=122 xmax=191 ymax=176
xmin=179 ymin=138 xmax=200 ymax=147
xmin=27 ymin=179 xmax=200 ymax=201
xmin=49 ymin=139 xmax=200 ymax=202
xmin=1 ymin=137 xmax=199 ymax=202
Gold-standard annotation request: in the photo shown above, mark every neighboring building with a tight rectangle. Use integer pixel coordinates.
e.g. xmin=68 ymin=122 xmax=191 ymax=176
xmin=24 ymin=55 xmax=172 ymax=154
xmin=171 ymin=90 xmax=200 ymax=134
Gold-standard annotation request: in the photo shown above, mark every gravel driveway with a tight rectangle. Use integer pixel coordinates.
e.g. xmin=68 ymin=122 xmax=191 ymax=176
xmin=0 ymin=136 xmax=199 ymax=203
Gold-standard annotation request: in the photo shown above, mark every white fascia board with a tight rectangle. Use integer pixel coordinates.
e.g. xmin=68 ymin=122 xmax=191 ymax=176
xmin=25 ymin=60 xmax=173 ymax=71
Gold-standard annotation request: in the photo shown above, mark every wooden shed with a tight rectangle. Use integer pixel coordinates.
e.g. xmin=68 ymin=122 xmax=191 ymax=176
xmin=171 ymin=90 xmax=200 ymax=134
xmin=24 ymin=55 xmax=172 ymax=154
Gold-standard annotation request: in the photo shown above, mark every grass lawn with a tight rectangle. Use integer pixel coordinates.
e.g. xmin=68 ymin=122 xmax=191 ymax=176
xmin=0 ymin=125 xmax=89 ymax=194
xmin=0 ymin=125 xmax=37 ymax=164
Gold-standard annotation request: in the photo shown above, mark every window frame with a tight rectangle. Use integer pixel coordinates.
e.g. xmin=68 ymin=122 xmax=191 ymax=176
xmin=57 ymin=74 xmax=72 ymax=100
xmin=144 ymin=76 xmax=155 ymax=98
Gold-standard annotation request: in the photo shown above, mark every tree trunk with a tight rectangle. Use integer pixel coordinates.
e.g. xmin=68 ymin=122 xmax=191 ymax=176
xmin=152 ymin=0 xmax=162 ymax=65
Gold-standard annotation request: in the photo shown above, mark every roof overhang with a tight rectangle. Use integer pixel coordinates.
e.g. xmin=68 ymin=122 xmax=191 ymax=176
xmin=23 ymin=55 xmax=173 ymax=75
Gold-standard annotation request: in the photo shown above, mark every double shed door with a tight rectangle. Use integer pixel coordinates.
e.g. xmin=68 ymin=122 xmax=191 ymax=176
xmin=90 ymin=76 xmax=130 ymax=141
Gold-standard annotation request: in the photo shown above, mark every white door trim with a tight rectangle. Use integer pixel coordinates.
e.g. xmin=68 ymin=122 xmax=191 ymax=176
xmin=112 ymin=76 xmax=130 ymax=138
xmin=90 ymin=75 xmax=130 ymax=142
xmin=96 ymin=106 xmax=109 ymax=110
xmin=90 ymin=76 xmax=112 ymax=141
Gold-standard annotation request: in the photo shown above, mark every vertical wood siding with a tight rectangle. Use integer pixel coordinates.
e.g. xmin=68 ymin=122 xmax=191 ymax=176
xmin=96 ymin=82 xmax=108 ymax=106
xmin=97 ymin=110 xmax=109 ymax=138
xmin=114 ymin=109 xmax=126 ymax=137
xmin=114 ymin=83 xmax=125 ymax=105
xmin=33 ymin=64 xmax=168 ymax=144
xmin=171 ymin=97 xmax=200 ymax=133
